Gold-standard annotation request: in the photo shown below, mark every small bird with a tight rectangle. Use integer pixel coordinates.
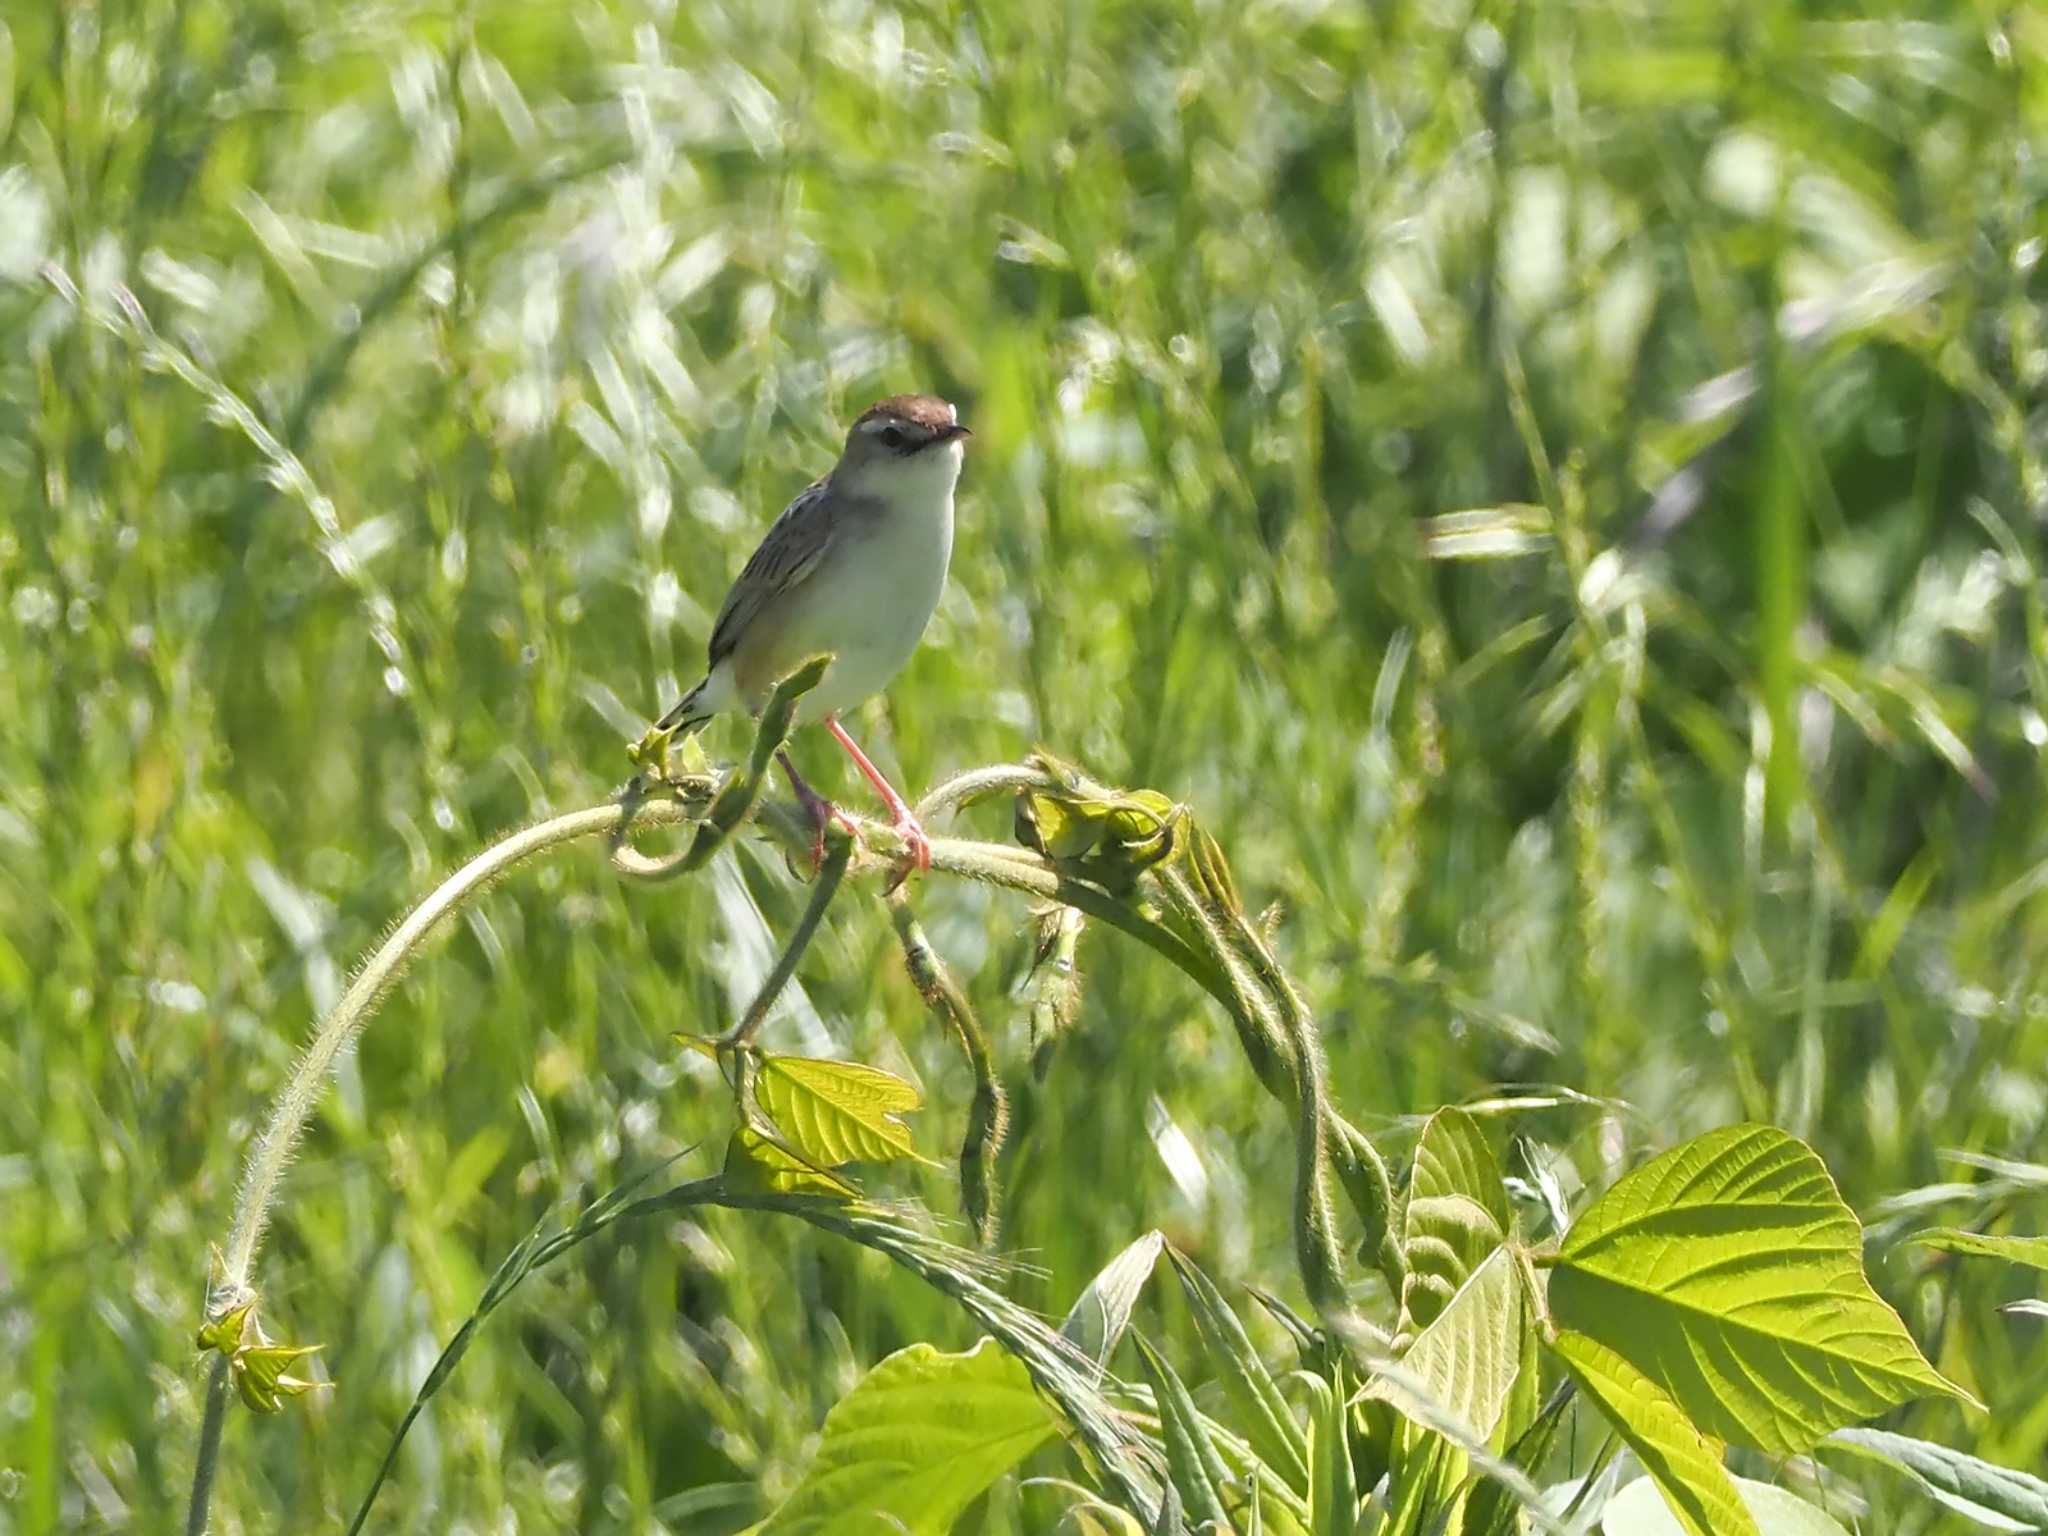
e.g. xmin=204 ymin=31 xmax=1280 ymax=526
xmin=649 ymin=394 xmax=971 ymax=877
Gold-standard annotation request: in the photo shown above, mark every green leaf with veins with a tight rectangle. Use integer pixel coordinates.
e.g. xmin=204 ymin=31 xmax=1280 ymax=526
xmin=758 ymin=1338 xmax=1058 ymax=1536
xmin=1552 ymin=1330 xmax=1757 ymax=1536
xmin=1550 ymin=1124 xmax=1971 ymax=1455
xmin=1400 ymin=1107 xmax=1511 ymax=1339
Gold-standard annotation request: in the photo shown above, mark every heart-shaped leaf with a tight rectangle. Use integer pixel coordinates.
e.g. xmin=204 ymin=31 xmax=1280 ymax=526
xmin=756 ymin=1054 xmax=931 ymax=1167
xmin=1400 ymin=1107 xmax=1511 ymax=1339
xmin=758 ymin=1338 xmax=1057 ymax=1535
xmin=1550 ymin=1124 xmax=1970 ymax=1454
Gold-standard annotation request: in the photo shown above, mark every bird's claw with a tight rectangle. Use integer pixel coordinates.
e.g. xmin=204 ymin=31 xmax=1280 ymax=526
xmin=806 ymin=805 xmax=867 ymax=874
xmin=881 ymin=811 xmax=932 ymax=894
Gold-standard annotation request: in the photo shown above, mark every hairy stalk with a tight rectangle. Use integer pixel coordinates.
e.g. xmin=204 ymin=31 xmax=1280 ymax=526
xmin=1160 ymin=869 xmax=1350 ymax=1325
xmin=913 ymin=762 xmax=1062 ymax=825
xmin=889 ymin=891 xmax=1009 ymax=1245
xmin=1330 ymin=1119 xmax=1405 ymax=1295
xmin=1191 ymin=867 xmax=1405 ymax=1293
xmin=183 ymin=1361 xmax=231 ymax=1536
xmin=720 ymin=826 xmax=853 ymax=1050
xmin=187 ymin=793 xmax=698 ymax=1536
xmin=217 ymin=796 xmax=699 ymax=1303
xmin=212 ymin=658 xmax=820 ymax=1287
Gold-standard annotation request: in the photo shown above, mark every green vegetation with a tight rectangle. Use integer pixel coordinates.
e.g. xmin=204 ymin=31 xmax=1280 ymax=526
xmin=3 ymin=0 xmax=2046 ymax=1530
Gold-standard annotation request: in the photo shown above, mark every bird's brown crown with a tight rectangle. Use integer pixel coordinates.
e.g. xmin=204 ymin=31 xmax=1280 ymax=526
xmin=854 ymin=394 xmax=957 ymax=431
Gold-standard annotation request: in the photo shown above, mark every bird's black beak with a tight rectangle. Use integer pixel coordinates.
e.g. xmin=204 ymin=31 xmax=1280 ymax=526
xmin=914 ymin=422 xmax=971 ymax=452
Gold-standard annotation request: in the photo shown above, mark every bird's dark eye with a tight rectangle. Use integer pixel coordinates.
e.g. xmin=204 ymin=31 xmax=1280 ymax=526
xmin=879 ymin=425 xmax=908 ymax=450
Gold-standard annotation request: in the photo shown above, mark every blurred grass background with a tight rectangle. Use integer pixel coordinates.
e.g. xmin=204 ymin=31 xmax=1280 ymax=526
xmin=2 ymin=0 xmax=2046 ymax=1529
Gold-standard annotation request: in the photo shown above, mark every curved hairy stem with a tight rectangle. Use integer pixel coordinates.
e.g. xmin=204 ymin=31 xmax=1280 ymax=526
xmin=914 ymin=762 xmax=1060 ymax=825
xmin=1160 ymin=869 xmax=1350 ymax=1323
xmin=189 ymin=665 xmax=832 ymax=1536
xmin=1181 ymin=862 xmax=1405 ymax=1293
xmin=719 ymin=826 xmax=854 ymax=1051
xmin=185 ymin=793 xmax=699 ymax=1536
xmin=888 ymin=891 xmax=1008 ymax=1244
xmin=216 ymin=797 xmax=700 ymax=1301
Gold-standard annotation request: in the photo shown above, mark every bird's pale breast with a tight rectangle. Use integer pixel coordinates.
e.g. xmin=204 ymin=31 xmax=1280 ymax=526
xmin=731 ymin=471 xmax=956 ymax=721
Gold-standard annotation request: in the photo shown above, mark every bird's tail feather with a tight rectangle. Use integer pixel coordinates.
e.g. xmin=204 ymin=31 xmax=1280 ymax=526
xmin=655 ymin=679 xmax=713 ymax=735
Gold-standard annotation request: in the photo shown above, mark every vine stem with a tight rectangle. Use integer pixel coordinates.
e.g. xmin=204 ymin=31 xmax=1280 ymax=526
xmin=189 ymin=790 xmax=732 ymax=1536
xmin=188 ymin=794 xmax=704 ymax=1536
xmin=913 ymin=762 xmax=1058 ymax=824
xmin=720 ymin=828 xmax=853 ymax=1050
xmin=207 ymin=791 xmax=1078 ymax=1311
xmin=888 ymin=891 xmax=1008 ymax=1243
xmin=218 ymin=794 xmax=704 ymax=1299
xmin=183 ymin=1360 xmax=231 ymax=1536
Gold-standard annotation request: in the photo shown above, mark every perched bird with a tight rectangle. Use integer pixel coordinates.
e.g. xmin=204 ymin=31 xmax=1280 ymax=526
xmin=650 ymin=393 xmax=971 ymax=877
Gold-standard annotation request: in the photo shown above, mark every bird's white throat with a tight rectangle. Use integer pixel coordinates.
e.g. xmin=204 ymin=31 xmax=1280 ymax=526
xmin=834 ymin=436 xmax=966 ymax=512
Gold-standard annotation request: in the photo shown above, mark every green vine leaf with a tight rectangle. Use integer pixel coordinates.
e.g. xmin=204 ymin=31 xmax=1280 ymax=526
xmin=1550 ymin=1123 xmax=1972 ymax=1454
xmin=1012 ymin=752 xmax=1183 ymax=890
xmin=1364 ymin=1244 xmax=1527 ymax=1448
xmin=1399 ymin=1107 xmax=1511 ymax=1340
xmin=755 ymin=1054 xmax=933 ymax=1168
xmin=757 ymin=1338 xmax=1057 ymax=1535
xmin=232 ymin=1341 xmax=326 ymax=1414
xmin=1552 ymin=1330 xmax=1758 ymax=1536
xmin=194 ymin=1291 xmax=326 ymax=1415
xmin=681 ymin=1036 xmax=932 ymax=1169
xmin=194 ymin=1298 xmax=255 ymax=1357
xmin=722 ymin=1125 xmax=858 ymax=1198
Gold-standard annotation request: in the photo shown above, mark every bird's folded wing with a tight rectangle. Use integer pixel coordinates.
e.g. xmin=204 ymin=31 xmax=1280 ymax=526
xmin=706 ymin=476 xmax=836 ymax=667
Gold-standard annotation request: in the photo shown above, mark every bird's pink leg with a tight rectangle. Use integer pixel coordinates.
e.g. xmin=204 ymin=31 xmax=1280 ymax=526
xmin=777 ymin=749 xmax=864 ymax=870
xmin=824 ymin=714 xmax=931 ymax=879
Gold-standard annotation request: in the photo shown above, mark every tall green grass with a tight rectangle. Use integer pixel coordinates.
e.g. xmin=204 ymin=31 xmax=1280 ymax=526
xmin=2 ymin=0 xmax=2044 ymax=1528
